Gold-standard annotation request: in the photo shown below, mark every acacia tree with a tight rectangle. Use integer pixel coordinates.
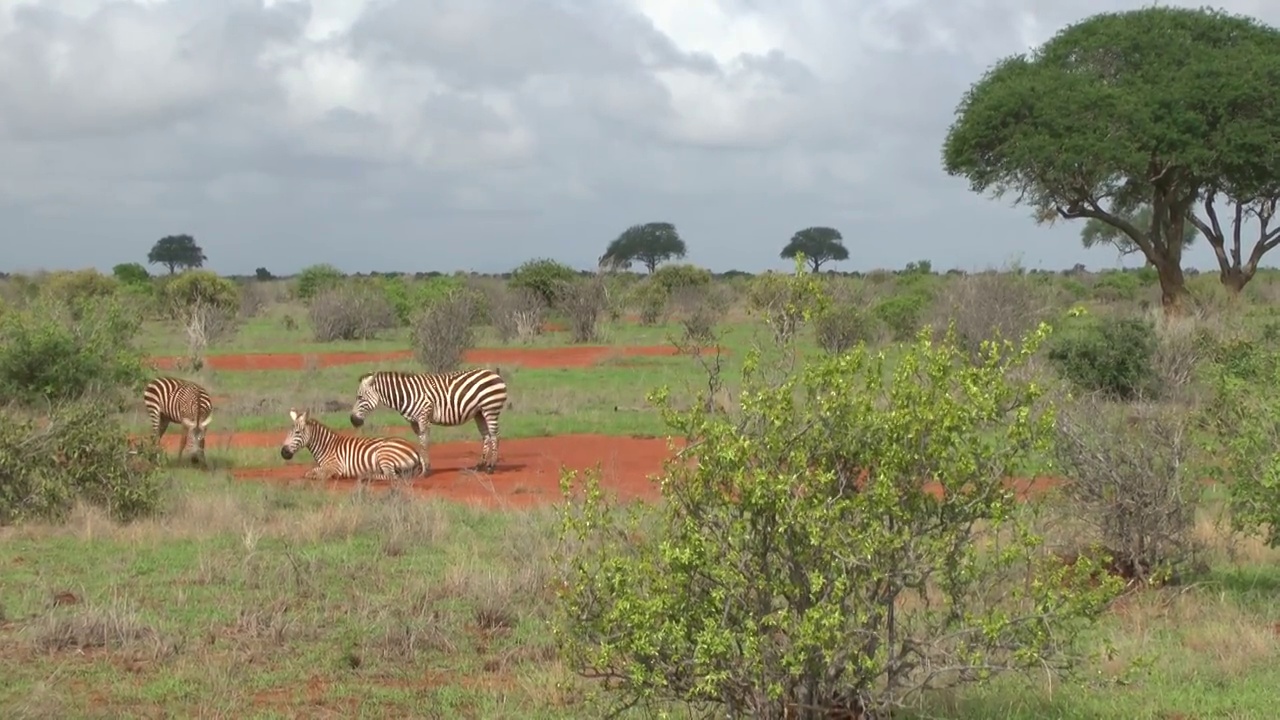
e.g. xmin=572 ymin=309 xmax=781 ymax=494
xmin=781 ymin=226 xmax=849 ymax=272
xmin=942 ymin=7 xmax=1280 ymax=310
xmin=601 ymin=222 xmax=687 ymax=274
xmin=148 ymin=234 xmax=207 ymax=275
xmin=1082 ymin=206 xmax=1197 ymax=262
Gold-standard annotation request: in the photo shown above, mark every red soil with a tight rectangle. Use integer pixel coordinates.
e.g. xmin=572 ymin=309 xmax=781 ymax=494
xmin=150 ymin=345 xmax=708 ymax=372
xmin=154 ymin=429 xmax=1061 ymax=510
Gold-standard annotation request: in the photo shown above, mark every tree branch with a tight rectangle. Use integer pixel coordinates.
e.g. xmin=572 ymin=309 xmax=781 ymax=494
xmin=1057 ymin=199 xmax=1153 ymax=260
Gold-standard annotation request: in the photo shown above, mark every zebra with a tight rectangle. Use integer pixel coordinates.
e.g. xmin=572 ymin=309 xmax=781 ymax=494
xmin=280 ymin=409 xmax=424 ymax=485
xmin=349 ymin=368 xmax=508 ymax=473
xmin=143 ymin=376 xmax=213 ymax=465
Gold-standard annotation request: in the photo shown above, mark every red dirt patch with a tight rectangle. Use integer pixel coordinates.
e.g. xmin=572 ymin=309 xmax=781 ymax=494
xmin=149 ymin=345 xmax=710 ymax=372
xmin=229 ymin=434 xmax=674 ymax=508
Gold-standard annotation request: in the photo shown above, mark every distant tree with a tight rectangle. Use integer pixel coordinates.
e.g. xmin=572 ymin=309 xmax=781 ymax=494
xmin=941 ymin=6 xmax=1280 ymax=310
xmin=254 ymin=267 xmax=274 ymax=281
xmin=112 ymin=262 xmax=151 ymax=286
xmin=1081 ymin=206 xmax=1197 ymax=264
xmin=780 ymin=227 xmax=848 ymax=272
xmin=601 ymin=222 xmax=687 ymax=274
xmin=148 ymin=234 xmax=206 ymax=275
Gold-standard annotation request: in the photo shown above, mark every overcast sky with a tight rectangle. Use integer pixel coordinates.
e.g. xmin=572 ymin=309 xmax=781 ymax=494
xmin=1 ymin=0 xmax=1276 ymax=276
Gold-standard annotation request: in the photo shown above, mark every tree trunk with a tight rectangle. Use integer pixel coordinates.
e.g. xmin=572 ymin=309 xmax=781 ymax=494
xmin=1220 ymin=267 xmax=1248 ymax=296
xmin=1154 ymin=260 xmax=1190 ymax=316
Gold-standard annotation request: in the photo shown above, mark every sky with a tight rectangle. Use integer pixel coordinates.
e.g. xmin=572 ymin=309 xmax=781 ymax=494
xmin=1 ymin=0 xmax=1277 ymax=276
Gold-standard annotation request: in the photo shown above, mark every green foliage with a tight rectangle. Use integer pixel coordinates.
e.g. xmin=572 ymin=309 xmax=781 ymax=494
xmin=0 ymin=402 xmax=167 ymax=525
xmin=780 ymin=226 xmax=849 ymax=272
xmin=649 ymin=263 xmax=711 ymax=293
xmin=40 ymin=269 xmax=120 ymax=313
xmin=745 ymin=255 xmax=830 ymax=343
xmin=1199 ymin=335 xmax=1280 ymax=546
xmin=555 ymin=323 xmax=1118 ymax=717
xmin=294 ymin=264 xmax=346 ymax=302
xmin=0 ymin=296 xmax=148 ymax=407
xmin=942 ymin=6 xmax=1280 ymax=301
xmin=601 ymin=222 xmax=688 ymax=274
xmin=509 ymin=258 xmax=577 ymax=308
xmin=1082 ymin=206 xmax=1197 ymax=257
xmin=872 ymin=291 xmax=928 ymax=341
xmin=377 ymin=275 xmax=466 ymax=326
xmin=112 ymin=263 xmax=151 ymax=286
xmin=1091 ymin=271 xmax=1144 ymax=302
xmin=254 ymin=267 xmax=274 ymax=281
xmin=1046 ymin=315 xmax=1156 ymax=399
xmin=147 ymin=234 xmax=206 ymax=274
xmin=158 ymin=271 xmax=239 ymax=316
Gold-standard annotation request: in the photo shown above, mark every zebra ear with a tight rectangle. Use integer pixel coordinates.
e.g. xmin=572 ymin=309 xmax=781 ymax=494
xmin=289 ymin=409 xmax=298 ymax=422
xmin=199 ymin=415 xmax=212 ymax=429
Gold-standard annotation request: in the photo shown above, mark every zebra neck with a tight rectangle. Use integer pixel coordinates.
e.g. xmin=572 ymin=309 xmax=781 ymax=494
xmin=305 ymin=422 xmax=336 ymax=455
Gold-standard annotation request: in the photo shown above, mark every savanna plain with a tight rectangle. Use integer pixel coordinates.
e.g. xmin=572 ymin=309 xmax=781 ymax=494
xmin=2 ymin=262 xmax=1280 ymax=719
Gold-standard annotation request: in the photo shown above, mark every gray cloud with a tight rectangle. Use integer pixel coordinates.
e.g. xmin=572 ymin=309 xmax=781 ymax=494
xmin=1 ymin=0 xmax=1277 ymax=275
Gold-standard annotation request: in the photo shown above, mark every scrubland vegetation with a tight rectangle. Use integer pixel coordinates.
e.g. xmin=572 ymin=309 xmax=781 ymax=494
xmin=1 ymin=257 xmax=1280 ymax=719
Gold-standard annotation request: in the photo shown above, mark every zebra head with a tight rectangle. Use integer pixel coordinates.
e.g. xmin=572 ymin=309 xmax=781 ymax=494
xmin=281 ymin=409 xmax=310 ymax=460
xmin=187 ymin=415 xmax=213 ymax=463
xmin=350 ymin=373 xmax=381 ymax=427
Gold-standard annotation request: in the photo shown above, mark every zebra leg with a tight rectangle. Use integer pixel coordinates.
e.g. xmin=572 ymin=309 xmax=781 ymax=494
xmin=473 ymin=415 xmax=493 ymax=472
xmin=416 ymin=421 xmax=432 ymax=472
xmin=176 ymin=426 xmax=191 ymax=461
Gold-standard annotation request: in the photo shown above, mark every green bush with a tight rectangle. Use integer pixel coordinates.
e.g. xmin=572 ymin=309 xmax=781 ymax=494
xmin=112 ymin=263 xmax=151 ymax=286
xmin=509 ymin=258 xmax=577 ymax=308
xmin=158 ymin=270 xmax=239 ymax=316
xmin=1091 ymin=271 xmax=1143 ymax=302
xmin=0 ymin=296 xmax=148 ymax=407
xmin=0 ymin=401 xmax=167 ymax=525
xmin=294 ymin=264 xmax=345 ymax=301
xmin=745 ymin=258 xmax=830 ymax=343
xmin=872 ymin=291 xmax=928 ymax=341
xmin=1046 ymin=315 xmax=1156 ymax=399
xmin=556 ymin=322 xmax=1117 ymax=717
xmin=40 ymin=269 xmax=120 ymax=318
xmin=378 ymin=275 xmax=466 ymax=326
xmin=813 ymin=302 xmax=879 ymax=354
xmin=650 ymin=263 xmax=712 ymax=293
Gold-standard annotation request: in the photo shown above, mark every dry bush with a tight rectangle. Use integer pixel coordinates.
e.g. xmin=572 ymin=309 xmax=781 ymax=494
xmin=670 ymin=284 xmax=728 ymax=345
xmin=410 ymin=290 xmax=478 ymax=372
xmin=1052 ymin=395 xmax=1205 ymax=586
xmin=179 ymin=301 xmax=240 ymax=371
xmin=488 ymin=285 xmax=547 ymax=344
xmin=237 ymin=281 xmax=274 ymax=319
xmin=308 ymin=284 xmax=397 ymax=342
xmin=813 ymin=282 xmax=881 ymax=354
xmin=559 ymin=276 xmax=609 ymax=343
xmin=929 ymin=271 xmax=1057 ymax=357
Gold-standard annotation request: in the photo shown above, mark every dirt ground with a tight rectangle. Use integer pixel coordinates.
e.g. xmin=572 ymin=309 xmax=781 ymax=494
xmin=148 ymin=348 xmax=1061 ymax=508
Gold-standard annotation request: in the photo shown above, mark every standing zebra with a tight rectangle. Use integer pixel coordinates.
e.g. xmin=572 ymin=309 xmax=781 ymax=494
xmin=349 ymin=368 xmax=508 ymax=473
xmin=143 ymin=376 xmax=213 ymax=465
xmin=281 ymin=409 xmax=424 ymax=484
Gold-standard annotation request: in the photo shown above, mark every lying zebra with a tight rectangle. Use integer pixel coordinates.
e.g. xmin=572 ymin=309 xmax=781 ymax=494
xmin=280 ymin=409 xmax=424 ymax=486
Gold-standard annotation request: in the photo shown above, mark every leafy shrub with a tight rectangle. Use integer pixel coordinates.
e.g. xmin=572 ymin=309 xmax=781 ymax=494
xmin=378 ymin=275 xmax=466 ymax=325
xmin=0 ymin=296 xmax=148 ymax=407
xmin=1091 ymin=271 xmax=1143 ymax=302
xmin=112 ymin=263 xmax=151 ymax=286
xmin=308 ymin=284 xmax=397 ymax=342
xmin=745 ymin=259 xmax=830 ymax=343
xmin=1053 ymin=396 xmax=1204 ymax=585
xmin=509 ymin=258 xmax=577 ymax=308
xmin=556 ymin=322 xmax=1117 ymax=718
xmin=1046 ymin=316 xmax=1156 ymax=399
xmin=159 ymin=271 xmax=243 ymax=361
xmin=487 ymin=286 xmax=547 ymax=344
xmin=410 ymin=289 xmax=479 ymax=372
xmin=41 ymin=270 xmax=120 ymax=318
xmin=0 ymin=401 xmax=167 ymax=524
xmin=294 ymin=264 xmax=345 ymax=301
xmin=650 ymin=263 xmax=712 ymax=293
xmin=630 ymin=280 xmax=671 ymax=325
xmin=255 ymin=267 xmax=274 ymax=281
xmin=558 ymin=276 xmax=609 ymax=343
xmin=871 ymin=291 xmax=928 ymax=341
xmin=669 ymin=284 xmax=728 ymax=345
xmin=813 ymin=303 xmax=878 ymax=354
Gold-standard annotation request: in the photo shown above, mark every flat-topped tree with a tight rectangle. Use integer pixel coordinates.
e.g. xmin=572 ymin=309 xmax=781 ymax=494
xmin=942 ymin=7 xmax=1280 ymax=311
xmin=601 ymin=222 xmax=687 ymax=274
xmin=781 ymin=226 xmax=848 ymax=272
xmin=148 ymin=234 xmax=207 ymax=275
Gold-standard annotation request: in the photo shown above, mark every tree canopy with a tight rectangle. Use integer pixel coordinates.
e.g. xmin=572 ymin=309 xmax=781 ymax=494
xmin=148 ymin=234 xmax=206 ymax=275
xmin=942 ymin=6 xmax=1280 ymax=308
xmin=600 ymin=222 xmax=687 ymax=274
xmin=780 ymin=226 xmax=849 ymax=272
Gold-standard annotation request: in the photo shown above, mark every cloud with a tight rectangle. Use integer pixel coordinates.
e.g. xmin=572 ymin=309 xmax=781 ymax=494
xmin=0 ymin=0 xmax=1277 ymax=274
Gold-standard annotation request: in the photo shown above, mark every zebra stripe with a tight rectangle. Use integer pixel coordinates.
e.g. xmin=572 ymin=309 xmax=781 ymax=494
xmin=143 ymin=376 xmax=213 ymax=464
xmin=281 ymin=409 xmax=423 ymax=484
xmin=349 ymin=367 xmax=508 ymax=473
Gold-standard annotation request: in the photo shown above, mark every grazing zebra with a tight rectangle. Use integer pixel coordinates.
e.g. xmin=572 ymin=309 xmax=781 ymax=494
xmin=143 ymin=376 xmax=213 ymax=465
xmin=280 ymin=409 xmax=424 ymax=484
xmin=349 ymin=368 xmax=508 ymax=473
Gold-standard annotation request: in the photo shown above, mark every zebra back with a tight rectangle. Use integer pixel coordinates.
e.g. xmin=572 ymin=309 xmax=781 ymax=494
xmin=144 ymin=376 xmax=212 ymax=425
